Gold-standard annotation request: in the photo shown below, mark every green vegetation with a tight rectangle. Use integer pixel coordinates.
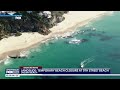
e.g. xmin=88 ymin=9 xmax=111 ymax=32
xmin=0 ymin=11 xmax=68 ymax=40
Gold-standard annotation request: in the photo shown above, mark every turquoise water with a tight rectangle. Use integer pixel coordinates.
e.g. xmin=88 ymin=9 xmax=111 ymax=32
xmin=1 ymin=12 xmax=120 ymax=79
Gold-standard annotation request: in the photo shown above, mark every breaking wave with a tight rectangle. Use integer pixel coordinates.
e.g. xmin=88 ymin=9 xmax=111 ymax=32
xmin=80 ymin=56 xmax=95 ymax=68
xmin=20 ymin=51 xmax=30 ymax=57
xmin=4 ymin=56 xmax=13 ymax=65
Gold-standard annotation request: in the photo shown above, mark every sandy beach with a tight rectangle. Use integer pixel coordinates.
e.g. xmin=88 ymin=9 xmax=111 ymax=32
xmin=0 ymin=11 xmax=107 ymax=61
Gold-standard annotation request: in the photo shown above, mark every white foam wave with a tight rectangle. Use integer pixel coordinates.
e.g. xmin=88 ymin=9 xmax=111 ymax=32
xmin=4 ymin=56 xmax=13 ymax=65
xmin=53 ymin=35 xmax=60 ymax=40
xmin=0 ymin=60 xmax=5 ymax=64
xmin=61 ymin=32 xmax=73 ymax=38
xmin=80 ymin=57 xmax=95 ymax=68
xmin=106 ymin=11 xmax=114 ymax=16
xmin=84 ymin=22 xmax=92 ymax=28
xmin=30 ymin=48 xmax=41 ymax=53
xmin=45 ymin=42 xmax=49 ymax=46
xmin=55 ymin=36 xmax=59 ymax=40
xmin=20 ymin=51 xmax=30 ymax=57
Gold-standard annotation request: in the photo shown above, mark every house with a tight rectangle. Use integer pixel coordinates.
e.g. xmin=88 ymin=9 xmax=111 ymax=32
xmin=43 ymin=11 xmax=52 ymax=18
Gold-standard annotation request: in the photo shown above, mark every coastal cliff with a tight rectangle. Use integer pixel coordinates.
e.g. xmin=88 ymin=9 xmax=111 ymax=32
xmin=0 ymin=11 xmax=68 ymax=40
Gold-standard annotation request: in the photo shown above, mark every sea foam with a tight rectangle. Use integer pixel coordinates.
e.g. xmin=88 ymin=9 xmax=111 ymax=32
xmin=4 ymin=56 xmax=13 ymax=65
xmin=80 ymin=57 xmax=95 ymax=68
xmin=20 ymin=51 xmax=30 ymax=57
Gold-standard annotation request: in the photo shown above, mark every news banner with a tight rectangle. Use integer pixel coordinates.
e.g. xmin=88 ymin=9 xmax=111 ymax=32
xmin=5 ymin=66 xmax=115 ymax=77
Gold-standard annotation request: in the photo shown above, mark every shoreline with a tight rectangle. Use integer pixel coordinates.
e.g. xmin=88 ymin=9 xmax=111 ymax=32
xmin=0 ymin=11 xmax=108 ymax=62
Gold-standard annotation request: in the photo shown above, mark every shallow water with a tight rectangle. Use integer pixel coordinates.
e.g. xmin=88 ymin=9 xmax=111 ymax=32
xmin=0 ymin=11 xmax=120 ymax=79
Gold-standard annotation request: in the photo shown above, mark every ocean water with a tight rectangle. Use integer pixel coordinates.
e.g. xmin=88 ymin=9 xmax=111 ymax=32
xmin=0 ymin=11 xmax=120 ymax=79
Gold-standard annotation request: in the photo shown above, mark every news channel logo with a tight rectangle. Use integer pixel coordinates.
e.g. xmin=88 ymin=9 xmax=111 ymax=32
xmin=6 ymin=69 xmax=19 ymax=74
xmin=5 ymin=69 xmax=20 ymax=77
xmin=0 ymin=14 xmax=22 ymax=19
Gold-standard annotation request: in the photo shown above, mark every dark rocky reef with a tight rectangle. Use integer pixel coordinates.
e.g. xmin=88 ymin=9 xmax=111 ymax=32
xmin=99 ymin=36 xmax=112 ymax=41
xmin=0 ymin=11 xmax=69 ymax=40
xmin=62 ymin=35 xmax=74 ymax=39
xmin=9 ymin=54 xmax=26 ymax=59
xmin=87 ymin=32 xmax=104 ymax=37
xmin=7 ymin=51 xmax=27 ymax=59
xmin=86 ymin=31 xmax=113 ymax=41
xmin=108 ymin=53 xmax=120 ymax=60
xmin=65 ymin=38 xmax=88 ymax=44
xmin=81 ymin=39 xmax=89 ymax=42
